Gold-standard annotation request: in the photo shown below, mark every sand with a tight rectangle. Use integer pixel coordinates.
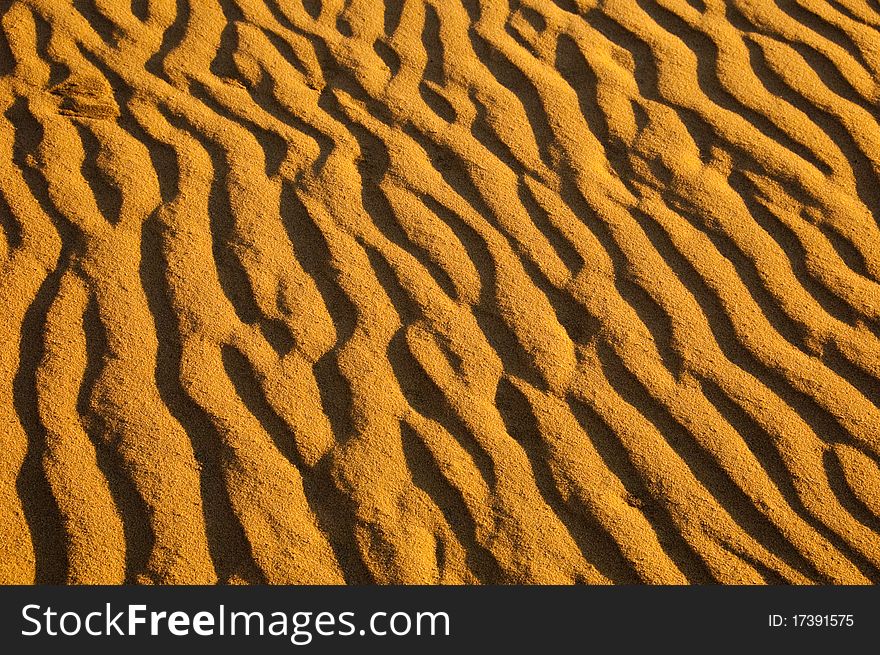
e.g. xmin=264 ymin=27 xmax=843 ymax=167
xmin=0 ymin=0 xmax=879 ymax=585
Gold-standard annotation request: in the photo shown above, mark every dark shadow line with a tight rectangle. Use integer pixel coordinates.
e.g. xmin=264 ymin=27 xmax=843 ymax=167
xmin=655 ymin=181 xmax=820 ymax=358
xmin=469 ymin=87 xmax=527 ymax=172
xmin=505 ymin=4 xmax=547 ymax=57
xmin=260 ymin=25 xmax=314 ymax=82
xmin=339 ymin=115 xmax=461 ymax=302
xmin=721 ymin=540 xmax=789 ymax=583
xmin=554 ymin=32 xmax=610 ymax=148
xmin=73 ymin=122 xmax=124 ymax=225
xmin=0 ymin=7 xmax=14 ymax=78
xmin=13 ymin=268 xmax=69 ymax=584
xmin=516 ymin=177 xmax=585 ymax=274
xmin=787 ymin=39 xmax=880 ymax=120
xmin=816 ymin=218 xmax=877 ymax=283
xmin=31 ymin=10 xmax=70 ymax=88
xmin=821 ymin=340 xmax=880 ymax=410
xmin=210 ymin=0 xmax=244 ymax=81
xmin=382 ymin=0 xmax=404 ymax=37
xmin=549 ymin=0 xmax=582 ymax=15
xmin=506 ymin=229 xmax=599 ymax=347
xmin=74 ymin=37 xmax=182 ymax=210
xmin=248 ymin=57 xmax=334 ymax=175
xmin=823 ymin=0 xmax=880 ymax=30
xmin=401 ymin=124 xmax=547 ymax=387
xmin=418 ymin=4 xmax=457 ymax=123
xmin=130 ymin=0 xmax=149 ymax=22
xmin=71 ymin=0 xmax=120 ymax=47
xmin=144 ymin=0 xmax=190 ymax=84
xmin=0 ymin=188 xmax=23 ymax=253
xmin=558 ymin=174 xmax=686 ymax=376
xmin=373 ymin=39 xmax=401 ymax=75
xmin=302 ymin=0 xmax=321 ymax=20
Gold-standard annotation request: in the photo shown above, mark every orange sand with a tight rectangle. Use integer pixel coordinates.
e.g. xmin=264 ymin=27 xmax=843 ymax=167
xmin=1 ymin=0 xmax=879 ymax=584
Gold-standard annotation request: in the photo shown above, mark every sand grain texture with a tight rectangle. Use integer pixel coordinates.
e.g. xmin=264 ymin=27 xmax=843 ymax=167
xmin=1 ymin=0 xmax=880 ymax=584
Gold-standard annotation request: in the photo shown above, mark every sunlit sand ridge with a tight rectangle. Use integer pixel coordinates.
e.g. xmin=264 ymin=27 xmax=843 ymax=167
xmin=1 ymin=0 xmax=879 ymax=584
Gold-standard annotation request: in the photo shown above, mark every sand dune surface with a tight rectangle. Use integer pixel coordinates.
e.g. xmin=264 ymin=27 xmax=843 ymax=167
xmin=1 ymin=0 xmax=880 ymax=584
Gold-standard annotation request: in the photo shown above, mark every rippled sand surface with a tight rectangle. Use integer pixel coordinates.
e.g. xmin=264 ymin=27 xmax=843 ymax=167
xmin=1 ymin=0 xmax=880 ymax=584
